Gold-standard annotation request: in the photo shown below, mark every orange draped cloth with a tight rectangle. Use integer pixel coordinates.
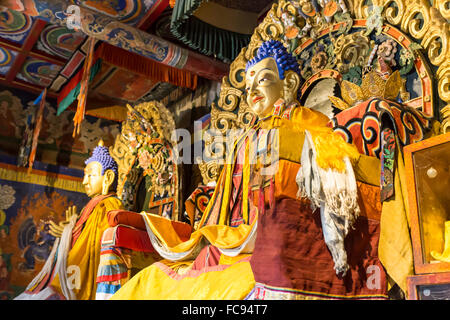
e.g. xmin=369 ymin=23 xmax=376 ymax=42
xmin=50 ymin=195 xmax=123 ymax=300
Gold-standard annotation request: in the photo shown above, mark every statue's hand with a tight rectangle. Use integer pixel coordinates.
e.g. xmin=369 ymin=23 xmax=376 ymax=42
xmin=48 ymin=206 xmax=78 ymax=238
xmin=65 ymin=205 xmax=78 ymax=222
xmin=48 ymin=220 xmax=66 ymax=238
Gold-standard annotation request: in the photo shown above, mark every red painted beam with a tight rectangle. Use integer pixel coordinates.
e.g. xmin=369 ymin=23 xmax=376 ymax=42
xmin=1 ymin=3 xmax=230 ymax=82
xmin=137 ymin=0 xmax=170 ymax=30
xmin=21 ymin=19 xmax=47 ymax=52
xmin=28 ymin=47 xmax=67 ymax=66
xmin=0 ymin=38 xmax=66 ymax=66
xmin=5 ymin=54 xmax=26 ymax=82
xmin=5 ymin=18 xmax=48 ymax=83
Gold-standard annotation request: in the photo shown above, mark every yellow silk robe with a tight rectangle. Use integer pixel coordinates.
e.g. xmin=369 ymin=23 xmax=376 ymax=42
xmin=51 ymin=196 xmax=123 ymax=300
xmin=111 ymin=106 xmax=360 ymax=300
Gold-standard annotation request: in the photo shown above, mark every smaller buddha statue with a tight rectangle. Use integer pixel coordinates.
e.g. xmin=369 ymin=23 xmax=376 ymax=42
xmin=15 ymin=140 xmax=123 ymax=300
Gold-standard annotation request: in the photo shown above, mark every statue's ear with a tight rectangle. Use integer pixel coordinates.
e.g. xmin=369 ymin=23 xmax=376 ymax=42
xmin=283 ymin=70 xmax=301 ymax=102
xmin=102 ymin=169 xmax=116 ymax=195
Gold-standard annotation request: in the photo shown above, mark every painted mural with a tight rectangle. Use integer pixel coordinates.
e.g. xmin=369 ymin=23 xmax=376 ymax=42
xmin=0 ymin=85 xmax=120 ymax=300
xmin=0 ymin=86 xmax=121 ymax=169
xmin=4 ymin=0 xmax=157 ymax=26
xmin=16 ymin=57 xmax=63 ymax=87
xmin=0 ymin=154 xmax=89 ymax=299
xmin=1 ymin=3 xmax=188 ymax=68
xmin=0 ymin=47 xmax=18 ymax=76
xmin=72 ymin=0 xmax=158 ymax=26
xmin=36 ymin=25 xmax=86 ymax=60
xmin=0 ymin=7 xmax=34 ymax=44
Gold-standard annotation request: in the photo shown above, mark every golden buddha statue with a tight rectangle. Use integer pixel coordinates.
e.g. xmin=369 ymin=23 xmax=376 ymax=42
xmin=15 ymin=140 xmax=123 ymax=300
xmin=110 ymin=40 xmax=389 ymax=300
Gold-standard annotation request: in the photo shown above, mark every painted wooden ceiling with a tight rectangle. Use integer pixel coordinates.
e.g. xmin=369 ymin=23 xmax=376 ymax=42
xmin=1 ymin=0 xmax=172 ymax=103
xmin=0 ymin=0 xmax=272 ymax=119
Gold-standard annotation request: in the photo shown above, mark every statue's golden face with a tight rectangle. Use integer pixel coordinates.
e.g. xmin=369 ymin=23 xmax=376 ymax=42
xmin=82 ymin=161 xmax=104 ymax=198
xmin=245 ymin=57 xmax=284 ymax=118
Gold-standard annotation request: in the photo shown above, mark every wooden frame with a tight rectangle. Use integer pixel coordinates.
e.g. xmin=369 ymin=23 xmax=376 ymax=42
xmin=404 ymin=132 xmax=450 ymax=274
xmin=407 ymin=272 xmax=450 ymax=300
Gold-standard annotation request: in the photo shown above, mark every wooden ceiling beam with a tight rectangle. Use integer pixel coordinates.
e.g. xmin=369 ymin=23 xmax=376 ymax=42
xmin=5 ymin=18 xmax=48 ymax=83
xmin=136 ymin=0 xmax=170 ymax=30
xmin=0 ymin=76 xmax=58 ymax=98
xmin=1 ymin=2 xmax=229 ymax=81
xmin=0 ymin=38 xmax=67 ymax=66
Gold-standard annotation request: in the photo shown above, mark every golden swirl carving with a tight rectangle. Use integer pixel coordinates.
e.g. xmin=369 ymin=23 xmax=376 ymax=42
xmin=237 ymin=103 xmax=257 ymax=130
xmin=351 ymin=0 xmax=372 ymax=19
xmin=277 ymin=0 xmax=297 ymax=16
xmin=210 ymin=106 xmax=238 ymax=133
xmin=110 ymin=129 xmax=137 ymax=198
xmin=198 ymin=160 xmax=220 ymax=185
xmin=333 ymin=31 xmax=373 ymax=74
xmin=235 ymin=96 xmax=257 ymax=128
xmin=434 ymin=0 xmax=450 ymax=19
xmin=421 ymin=8 xmax=449 ymax=66
xmin=245 ymin=35 xmax=263 ymax=62
xmin=260 ymin=5 xmax=284 ymax=41
xmin=228 ymin=48 xmax=248 ymax=90
xmin=441 ymin=105 xmax=450 ymax=133
xmin=218 ymin=79 xmax=244 ymax=112
xmin=243 ymin=3 xmax=282 ymax=61
xmin=437 ymin=60 xmax=450 ymax=103
xmin=384 ymin=0 xmax=406 ymax=25
xmin=400 ymin=0 xmax=431 ymax=40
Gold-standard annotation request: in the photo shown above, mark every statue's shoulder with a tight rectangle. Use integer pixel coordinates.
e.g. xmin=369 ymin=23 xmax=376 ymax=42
xmin=260 ymin=104 xmax=330 ymax=134
xmin=98 ymin=195 xmax=124 ymax=210
xmin=289 ymin=105 xmax=330 ymax=128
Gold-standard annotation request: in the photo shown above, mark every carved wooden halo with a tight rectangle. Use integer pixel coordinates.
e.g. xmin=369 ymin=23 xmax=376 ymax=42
xmin=351 ymin=0 xmax=450 ymax=132
xmin=198 ymin=0 xmax=450 ymax=184
xmin=295 ymin=19 xmax=435 ymax=117
xmin=109 ymin=100 xmax=181 ymax=219
xmin=300 ymin=69 xmax=343 ymax=97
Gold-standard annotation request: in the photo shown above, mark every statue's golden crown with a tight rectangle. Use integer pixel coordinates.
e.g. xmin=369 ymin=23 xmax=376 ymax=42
xmin=329 ymin=66 xmax=402 ymax=111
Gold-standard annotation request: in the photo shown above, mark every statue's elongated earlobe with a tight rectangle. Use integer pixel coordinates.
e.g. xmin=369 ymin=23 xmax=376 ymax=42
xmin=101 ymin=169 xmax=115 ymax=195
xmin=283 ymin=70 xmax=301 ymax=103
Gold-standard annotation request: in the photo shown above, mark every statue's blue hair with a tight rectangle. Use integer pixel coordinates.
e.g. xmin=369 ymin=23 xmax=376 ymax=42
xmin=85 ymin=146 xmax=118 ymax=190
xmin=245 ymin=40 xmax=301 ymax=80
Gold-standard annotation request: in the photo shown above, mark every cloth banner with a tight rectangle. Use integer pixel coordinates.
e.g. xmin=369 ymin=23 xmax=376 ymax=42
xmin=27 ymin=88 xmax=47 ymax=174
xmin=73 ymin=37 xmax=96 ymax=137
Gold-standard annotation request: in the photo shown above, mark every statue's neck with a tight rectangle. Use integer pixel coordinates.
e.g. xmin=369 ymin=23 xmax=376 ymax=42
xmin=89 ymin=192 xmax=114 ymax=201
xmin=258 ymin=98 xmax=298 ymax=122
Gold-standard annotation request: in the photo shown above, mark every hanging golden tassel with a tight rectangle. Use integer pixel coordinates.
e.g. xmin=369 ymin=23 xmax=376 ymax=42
xmin=73 ymin=37 xmax=96 ymax=137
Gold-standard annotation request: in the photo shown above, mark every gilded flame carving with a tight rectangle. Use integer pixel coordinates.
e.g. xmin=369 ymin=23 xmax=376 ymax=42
xmin=110 ymin=101 xmax=179 ymax=216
